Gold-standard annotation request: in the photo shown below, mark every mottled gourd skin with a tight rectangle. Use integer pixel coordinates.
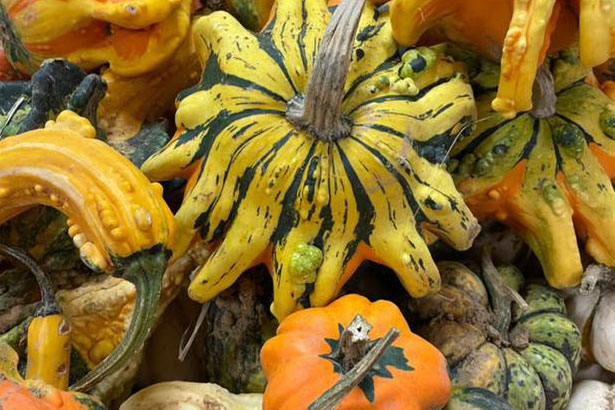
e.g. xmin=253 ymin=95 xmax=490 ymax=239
xmin=413 ymin=262 xmax=582 ymax=410
xmin=0 ymin=342 xmax=108 ymax=410
xmin=261 ymin=294 xmax=451 ymax=410
xmin=0 ymin=0 xmax=192 ymax=76
xmin=451 ymin=48 xmax=615 ymax=289
xmin=142 ymin=0 xmax=479 ymax=320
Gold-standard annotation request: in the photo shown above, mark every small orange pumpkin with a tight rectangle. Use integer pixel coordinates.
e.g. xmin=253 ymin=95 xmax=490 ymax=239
xmin=260 ymin=294 xmax=451 ymax=410
xmin=0 ymin=342 xmax=107 ymax=410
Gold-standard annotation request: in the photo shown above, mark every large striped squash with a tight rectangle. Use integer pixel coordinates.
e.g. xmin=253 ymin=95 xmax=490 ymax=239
xmin=142 ymin=0 xmax=479 ymax=320
xmin=450 ymin=47 xmax=615 ymax=289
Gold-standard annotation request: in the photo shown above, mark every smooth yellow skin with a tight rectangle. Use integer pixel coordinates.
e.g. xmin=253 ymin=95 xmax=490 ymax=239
xmin=143 ymin=1 xmax=479 ymax=320
xmin=579 ymin=0 xmax=615 ymax=69
xmin=4 ymin=0 xmax=191 ymax=76
xmin=0 ymin=110 xmax=175 ymax=273
xmin=26 ymin=315 xmax=71 ymax=390
xmin=97 ymin=35 xmax=201 ymax=149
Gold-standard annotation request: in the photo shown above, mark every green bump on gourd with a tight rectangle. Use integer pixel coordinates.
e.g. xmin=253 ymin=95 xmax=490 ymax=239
xmin=289 ymin=242 xmax=323 ymax=286
xmin=552 ymin=123 xmax=585 ymax=158
xmin=539 ymin=180 xmax=567 ymax=216
xmin=400 ymin=47 xmax=437 ymax=79
xmin=599 ymin=107 xmax=615 ymax=139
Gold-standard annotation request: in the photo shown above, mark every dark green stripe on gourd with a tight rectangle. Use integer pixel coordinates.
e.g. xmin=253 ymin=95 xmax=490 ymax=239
xmin=411 ymin=255 xmax=581 ymax=410
xmin=446 ymin=387 xmax=516 ymax=410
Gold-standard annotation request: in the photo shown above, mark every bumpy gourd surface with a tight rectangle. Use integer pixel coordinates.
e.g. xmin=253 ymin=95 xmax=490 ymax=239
xmin=452 ymin=50 xmax=615 ymax=289
xmin=142 ymin=0 xmax=479 ymax=320
xmin=390 ymin=0 xmax=615 ymax=117
xmin=415 ymin=262 xmax=581 ymax=410
xmin=0 ymin=0 xmax=192 ymax=76
xmin=0 ymin=111 xmax=175 ymax=272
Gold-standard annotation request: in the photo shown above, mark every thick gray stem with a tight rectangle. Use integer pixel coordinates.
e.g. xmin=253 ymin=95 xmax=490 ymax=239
xmin=286 ymin=0 xmax=365 ymax=141
xmin=531 ymin=64 xmax=556 ymax=118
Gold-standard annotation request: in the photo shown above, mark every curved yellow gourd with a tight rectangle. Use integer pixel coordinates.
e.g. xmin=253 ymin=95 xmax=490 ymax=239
xmin=143 ymin=0 xmax=479 ymax=320
xmin=0 ymin=0 xmax=192 ymax=76
xmin=0 ymin=111 xmax=174 ymax=271
xmin=0 ymin=110 xmax=175 ymax=392
xmin=390 ymin=0 xmax=615 ymax=118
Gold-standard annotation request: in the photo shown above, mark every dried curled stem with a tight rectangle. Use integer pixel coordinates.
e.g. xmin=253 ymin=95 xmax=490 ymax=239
xmin=286 ymin=0 xmax=366 ymax=141
xmin=308 ymin=314 xmax=400 ymax=410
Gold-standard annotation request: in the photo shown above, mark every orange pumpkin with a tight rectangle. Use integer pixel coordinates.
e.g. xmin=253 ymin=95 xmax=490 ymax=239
xmin=261 ymin=294 xmax=451 ymax=410
xmin=0 ymin=342 xmax=107 ymax=410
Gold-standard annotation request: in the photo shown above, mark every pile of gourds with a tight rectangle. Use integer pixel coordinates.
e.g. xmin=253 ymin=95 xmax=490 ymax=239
xmin=1 ymin=0 xmax=615 ymax=409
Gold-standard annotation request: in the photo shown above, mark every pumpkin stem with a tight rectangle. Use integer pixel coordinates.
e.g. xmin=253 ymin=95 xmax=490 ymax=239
xmin=286 ymin=0 xmax=365 ymax=141
xmin=530 ymin=63 xmax=556 ymax=119
xmin=481 ymin=246 xmax=528 ymax=346
xmin=581 ymin=263 xmax=615 ymax=294
xmin=308 ymin=315 xmax=400 ymax=410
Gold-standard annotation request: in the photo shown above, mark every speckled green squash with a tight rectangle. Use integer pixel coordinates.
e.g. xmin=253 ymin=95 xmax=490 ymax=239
xmin=446 ymin=388 xmax=516 ymax=410
xmin=415 ymin=263 xmax=582 ymax=410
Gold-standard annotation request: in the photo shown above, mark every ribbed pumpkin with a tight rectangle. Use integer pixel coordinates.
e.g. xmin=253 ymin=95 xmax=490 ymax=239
xmin=141 ymin=0 xmax=479 ymax=320
xmin=0 ymin=111 xmax=175 ymax=391
xmin=410 ymin=257 xmax=582 ymax=410
xmin=450 ymin=47 xmax=615 ymax=289
xmin=390 ymin=0 xmax=615 ymax=118
xmin=0 ymin=0 xmax=192 ymax=77
xmin=261 ymin=294 xmax=451 ymax=410
xmin=0 ymin=341 xmax=107 ymax=410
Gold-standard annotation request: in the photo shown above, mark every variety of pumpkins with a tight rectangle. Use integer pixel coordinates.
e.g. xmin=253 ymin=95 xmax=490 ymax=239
xmin=1 ymin=0 xmax=615 ymax=409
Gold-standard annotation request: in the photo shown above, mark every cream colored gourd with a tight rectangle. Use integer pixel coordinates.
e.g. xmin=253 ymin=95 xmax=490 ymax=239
xmin=566 ymin=265 xmax=615 ymax=373
xmin=118 ymin=381 xmax=262 ymax=410
xmin=566 ymin=380 xmax=615 ymax=410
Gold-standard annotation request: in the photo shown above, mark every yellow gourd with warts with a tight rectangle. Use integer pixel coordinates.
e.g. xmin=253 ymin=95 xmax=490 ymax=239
xmin=142 ymin=0 xmax=479 ymax=320
xmin=0 ymin=110 xmax=175 ymax=392
xmin=389 ymin=0 xmax=615 ymax=118
xmin=450 ymin=47 xmax=615 ymax=289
